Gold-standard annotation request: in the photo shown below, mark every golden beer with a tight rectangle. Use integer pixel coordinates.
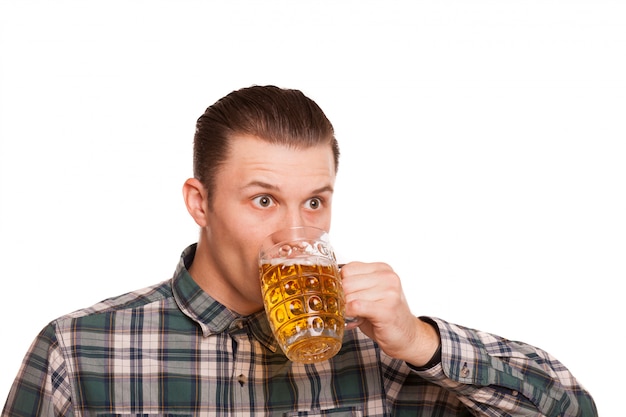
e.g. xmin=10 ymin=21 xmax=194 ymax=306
xmin=260 ymin=261 xmax=346 ymax=363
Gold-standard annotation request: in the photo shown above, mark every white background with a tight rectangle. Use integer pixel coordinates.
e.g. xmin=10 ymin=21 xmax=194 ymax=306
xmin=1 ymin=1 xmax=623 ymax=415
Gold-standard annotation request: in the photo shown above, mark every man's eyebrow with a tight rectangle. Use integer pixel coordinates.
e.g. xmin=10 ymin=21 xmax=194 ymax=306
xmin=242 ymin=181 xmax=334 ymax=194
xmin=242 ymin=180 xmax=279 ymax=191
xmin=311 ymin=185 xmax=335 ymax=194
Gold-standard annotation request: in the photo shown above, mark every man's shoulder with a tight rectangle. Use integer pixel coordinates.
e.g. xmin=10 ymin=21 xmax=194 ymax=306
xmin=55 ymin=279 xmax=174 ymax=325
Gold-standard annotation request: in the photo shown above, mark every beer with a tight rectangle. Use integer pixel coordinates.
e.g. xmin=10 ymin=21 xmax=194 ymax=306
xmin=260 ymin=261 xmax=346 ymax=363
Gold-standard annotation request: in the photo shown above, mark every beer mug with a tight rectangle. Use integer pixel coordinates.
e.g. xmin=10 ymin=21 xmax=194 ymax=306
xmin=259 ymin=226 xmax=353 ymax=363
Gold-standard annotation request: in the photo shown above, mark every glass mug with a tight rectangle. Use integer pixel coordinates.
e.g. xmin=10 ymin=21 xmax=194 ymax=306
xmin=259 ymin=226 xmax=357 ymax=363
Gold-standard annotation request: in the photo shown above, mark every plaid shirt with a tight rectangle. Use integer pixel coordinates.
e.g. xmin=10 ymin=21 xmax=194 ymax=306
xmin=3 ymin=245 xmax=597 ymax=416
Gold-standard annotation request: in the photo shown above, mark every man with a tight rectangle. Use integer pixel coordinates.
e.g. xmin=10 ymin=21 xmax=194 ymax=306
xmin=3 ymin=85 xmax=597 ymax=416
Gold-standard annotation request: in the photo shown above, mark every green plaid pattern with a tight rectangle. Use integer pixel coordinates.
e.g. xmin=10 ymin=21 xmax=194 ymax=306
xmin=3 ymin=245 xmax=597 ymax=416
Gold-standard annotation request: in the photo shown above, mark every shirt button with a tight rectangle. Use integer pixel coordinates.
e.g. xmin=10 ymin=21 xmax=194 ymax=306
xmin=460 ymin=362 xmax=470 ymax=378
xmin=231 ymin=319 xmax=245 ymax=330
xmin=237 ymin=374 xmax=247 ymax=386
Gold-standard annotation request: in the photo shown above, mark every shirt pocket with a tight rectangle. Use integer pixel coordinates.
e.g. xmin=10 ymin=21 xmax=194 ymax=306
xmin=284 ymin=406 xmax=363 ymax=416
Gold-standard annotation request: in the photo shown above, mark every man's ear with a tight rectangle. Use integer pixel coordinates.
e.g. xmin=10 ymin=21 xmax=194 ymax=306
xmin=183 ymin=178 xmax=209 ymax=227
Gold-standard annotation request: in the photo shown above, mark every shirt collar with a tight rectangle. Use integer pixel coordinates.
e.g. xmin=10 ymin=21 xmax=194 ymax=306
xmin=171 ymin=244 xmax=279 ymax=353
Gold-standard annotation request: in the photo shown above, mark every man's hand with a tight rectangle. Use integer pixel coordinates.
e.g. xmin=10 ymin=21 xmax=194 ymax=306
xmin=341 ymin=262 xmax=441 ymax=367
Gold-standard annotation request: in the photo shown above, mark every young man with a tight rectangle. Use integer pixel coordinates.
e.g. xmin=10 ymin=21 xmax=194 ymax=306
xmin=3 ymin=86 xmax=597 ymax=416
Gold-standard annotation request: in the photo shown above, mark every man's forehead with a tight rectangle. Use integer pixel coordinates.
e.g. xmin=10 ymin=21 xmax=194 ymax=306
xmin=225 ymin=135 xmax=335 ymax=169
xmin=215 ymin=136 xmax=336 ymax=192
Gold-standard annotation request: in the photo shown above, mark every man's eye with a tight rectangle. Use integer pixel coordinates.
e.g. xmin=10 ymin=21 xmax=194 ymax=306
xmin=253 ymin=195 xmax=275 ymax=208
xmin=307 ymin=197 xmax=322 ymax=210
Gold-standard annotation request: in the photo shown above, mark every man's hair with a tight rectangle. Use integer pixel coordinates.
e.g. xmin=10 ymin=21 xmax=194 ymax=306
xmin=193 ymin=85 xmax=339 ymax=206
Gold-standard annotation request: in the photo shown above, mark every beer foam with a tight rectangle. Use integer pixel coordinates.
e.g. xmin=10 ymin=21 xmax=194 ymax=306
xmin=262 ymin=257 xmax=335 ymax=267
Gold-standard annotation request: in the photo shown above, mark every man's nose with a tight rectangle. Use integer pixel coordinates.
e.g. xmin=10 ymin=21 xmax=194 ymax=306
xmin=281 ymin=209 xmax=307 ymax=230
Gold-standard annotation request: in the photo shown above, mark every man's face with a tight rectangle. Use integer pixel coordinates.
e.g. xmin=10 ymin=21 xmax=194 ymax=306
xmin=202 ymin=135 xmax=336 ymax=313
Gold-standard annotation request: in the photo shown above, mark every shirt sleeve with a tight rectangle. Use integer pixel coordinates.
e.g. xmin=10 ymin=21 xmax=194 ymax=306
xmin=411 ymin=317 xmax=598 ymax=417
xmin=2 ymin=323 xmax=73 ymax=417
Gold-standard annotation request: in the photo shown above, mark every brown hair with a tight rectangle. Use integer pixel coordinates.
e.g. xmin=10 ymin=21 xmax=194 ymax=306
xmin=193 ymin=85 xmax=339 ymax=205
